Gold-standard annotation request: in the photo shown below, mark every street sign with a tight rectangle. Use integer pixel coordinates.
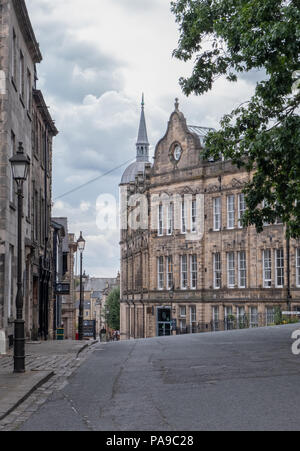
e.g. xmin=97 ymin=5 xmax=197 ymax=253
xmin=55 ymin=282 xmax=70 ymax=295
xmin=83 ymin=320 xmax=96 ymax=338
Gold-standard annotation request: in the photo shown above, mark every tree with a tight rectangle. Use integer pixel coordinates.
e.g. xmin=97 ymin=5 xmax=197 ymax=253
xmin=106 ymin=287 xmax=120 ymax=330
xmin=171 ymin=0 xmax=300 ymax=237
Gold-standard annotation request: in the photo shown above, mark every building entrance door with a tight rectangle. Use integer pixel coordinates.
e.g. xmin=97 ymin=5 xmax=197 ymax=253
xmin=157 ymin=307 xmax=171 ymax=337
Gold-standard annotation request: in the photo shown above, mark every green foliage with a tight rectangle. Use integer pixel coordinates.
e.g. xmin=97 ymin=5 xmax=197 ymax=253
xmin=172 ymin=0 xmax=300 ymax=237
xmin=274 ymin=306 xmax=283 ymax=325
xmin=106 ymin=287 xmax=120 ymax=330
xmin=74 ymin=278 xmax=80 ymax=289
xmin=282 ymin=315 xmax=300 ymax=324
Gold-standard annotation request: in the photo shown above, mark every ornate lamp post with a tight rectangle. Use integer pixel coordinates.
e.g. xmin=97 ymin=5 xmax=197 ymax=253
xmin=10 ymin=143 xmax=30 ymax=373
xmin=77 ymin=232 xmax=86 ymax=340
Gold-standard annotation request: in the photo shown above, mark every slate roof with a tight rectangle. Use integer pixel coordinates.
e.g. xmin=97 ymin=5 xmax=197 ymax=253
xmin=52 ymin=217 xmax=69 ymax=253
xmin=76 ymin=277 xmax=118 ymax=293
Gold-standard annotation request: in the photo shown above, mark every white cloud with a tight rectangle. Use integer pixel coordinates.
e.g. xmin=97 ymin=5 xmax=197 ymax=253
xmin=26 ymin=0 xmax=262 ymax=276
xmin=80 ymin=201 xmax=91 ymax=213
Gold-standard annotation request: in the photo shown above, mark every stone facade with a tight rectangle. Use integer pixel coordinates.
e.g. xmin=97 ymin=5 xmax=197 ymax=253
xmin=120 ymin=101 xmax=300 ymax=339
xmin=75 ymin=276 xmax=120 ymax=337
xmin=0 ymin=0 xmax=57 ymax=347
xmin=52 ymin=219 xmax=77 ymax=340
xmin=61 ymin=233 xmax=77 ymax=340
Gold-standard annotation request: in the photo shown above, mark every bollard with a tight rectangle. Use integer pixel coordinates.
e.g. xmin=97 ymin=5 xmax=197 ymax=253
xmin=0 ymin=329 xmax=6 ymax=355
xmin=56 ymin=327 xmax=64 ymax=341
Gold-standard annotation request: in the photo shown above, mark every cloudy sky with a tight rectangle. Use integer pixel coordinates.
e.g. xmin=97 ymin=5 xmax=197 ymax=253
xmin=26 ymin=0 xmax=259 ymax=277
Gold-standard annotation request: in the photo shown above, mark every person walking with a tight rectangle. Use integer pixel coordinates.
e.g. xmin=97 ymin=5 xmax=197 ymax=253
xmin=99 ymin=328 xmax=106 ymax=342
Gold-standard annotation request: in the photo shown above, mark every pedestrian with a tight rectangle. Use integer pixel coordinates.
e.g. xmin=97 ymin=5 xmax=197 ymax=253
xmin=99 ymin=328 xmax=106 ymax=342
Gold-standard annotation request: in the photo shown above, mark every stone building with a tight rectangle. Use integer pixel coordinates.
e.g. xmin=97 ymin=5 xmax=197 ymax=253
xmin=0 ymin=0 xmax=57 ymax=347
xmin=52 ymin=218 xmax=77 ymax=340
xmin=119 ymin=99 xmax=300 ymax=339
xmin=51 ymin=218 xmax=65 ymax=333
xmin=75 ymin=276 xmax=119 ymax=336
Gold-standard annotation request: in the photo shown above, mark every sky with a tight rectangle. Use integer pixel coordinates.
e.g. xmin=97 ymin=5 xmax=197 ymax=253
xmin=26 ymin=0 xmax=260 ymax=277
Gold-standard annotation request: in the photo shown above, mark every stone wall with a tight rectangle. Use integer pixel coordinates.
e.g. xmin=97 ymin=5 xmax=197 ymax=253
xmin=0 ymin=0 xmax=56 ymax=347
xmin=120 ymin=103 xmax=300 ymax=339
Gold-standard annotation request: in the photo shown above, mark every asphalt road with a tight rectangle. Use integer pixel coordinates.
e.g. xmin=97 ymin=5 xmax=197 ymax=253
xmin=19 ymin=324 xmax=300 ymax=431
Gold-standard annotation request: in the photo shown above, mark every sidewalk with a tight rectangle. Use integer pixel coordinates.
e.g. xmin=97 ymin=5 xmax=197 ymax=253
xmin=0 ymin=340 xmax=96 ymax=422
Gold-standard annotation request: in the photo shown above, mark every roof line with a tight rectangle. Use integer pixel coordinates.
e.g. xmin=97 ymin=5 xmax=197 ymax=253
xmin=188 ymin=125 xmax=216 ymax=130
xmin=33 ymin=89 xmax=58 ymax=135
xmin=12 ymin=0 xmax=43 ymax=63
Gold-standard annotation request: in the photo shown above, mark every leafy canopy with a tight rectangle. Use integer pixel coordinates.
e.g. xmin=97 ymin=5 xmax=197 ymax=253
xmin=171 ymin=0 xmax=300 ymax=237
xmin=106 ymin=287 xmax=120 ymax=330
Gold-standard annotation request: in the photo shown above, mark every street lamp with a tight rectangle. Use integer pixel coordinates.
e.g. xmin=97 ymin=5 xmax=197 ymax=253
xmin=9 ymin=142 xmax=30 ymax=373
xmin=77 ymin=231 xmax=86 ymax=340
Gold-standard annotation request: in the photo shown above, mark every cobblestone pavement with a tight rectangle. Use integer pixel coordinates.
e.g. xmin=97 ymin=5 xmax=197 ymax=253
xmin=0 ymin=342 xmax=98 ymax=431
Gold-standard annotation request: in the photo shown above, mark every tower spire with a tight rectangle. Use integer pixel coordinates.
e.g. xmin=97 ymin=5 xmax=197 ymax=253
xmin=136 ymin=93 xmax=149 ymax=162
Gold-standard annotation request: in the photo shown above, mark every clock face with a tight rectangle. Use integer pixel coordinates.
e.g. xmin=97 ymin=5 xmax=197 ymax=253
xmin=174 ymin=144 xmax=182 ymax=161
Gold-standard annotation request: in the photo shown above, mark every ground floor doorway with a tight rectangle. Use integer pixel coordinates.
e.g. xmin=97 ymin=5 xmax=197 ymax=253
xmin=157 ymin=307 xmax=172 ymax=337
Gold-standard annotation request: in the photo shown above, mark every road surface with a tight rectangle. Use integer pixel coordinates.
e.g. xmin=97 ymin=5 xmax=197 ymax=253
xmin=19 ymin=324 xmax=300 ymax=431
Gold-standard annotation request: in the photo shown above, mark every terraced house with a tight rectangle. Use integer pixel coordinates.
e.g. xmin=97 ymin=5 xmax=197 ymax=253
xmin=0 ymin=0 xmax=57 ymax=349
xmin=120 ymin=99 xmax=300 ymax=339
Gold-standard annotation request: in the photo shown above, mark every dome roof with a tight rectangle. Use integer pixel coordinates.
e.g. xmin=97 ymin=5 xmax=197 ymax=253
xmin=120 ymin=161 xmax=149 ymax=185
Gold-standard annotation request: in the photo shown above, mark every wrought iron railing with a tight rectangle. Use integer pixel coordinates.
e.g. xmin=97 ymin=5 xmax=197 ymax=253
xmin=175 ymin=313 xmax=300 ymax=336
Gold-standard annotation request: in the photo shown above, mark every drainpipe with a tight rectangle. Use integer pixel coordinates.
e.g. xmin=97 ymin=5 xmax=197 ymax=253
xmin=126 ymin=300 xmax=131 ymax=340
xmin=132 ymin=300 xmax=136 ymax=339
xmin=52 ymin=228 xmax=57 ymax=339
xmin=44 ymin=127 xmax=49 ymax=339
xmin=140 ymin=298 xmax=145 ymax=339
xmin=287 ymin=235 xmax=292 ymax=311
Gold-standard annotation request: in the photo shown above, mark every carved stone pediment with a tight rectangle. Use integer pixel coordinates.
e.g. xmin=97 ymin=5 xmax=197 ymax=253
xmin=179 ymin=186 xmax=196 ymax=195
xmin=231 ymin=178 xmax=245 ymax=188
xmin=206 ymin=184 xmax=220 ymax=193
